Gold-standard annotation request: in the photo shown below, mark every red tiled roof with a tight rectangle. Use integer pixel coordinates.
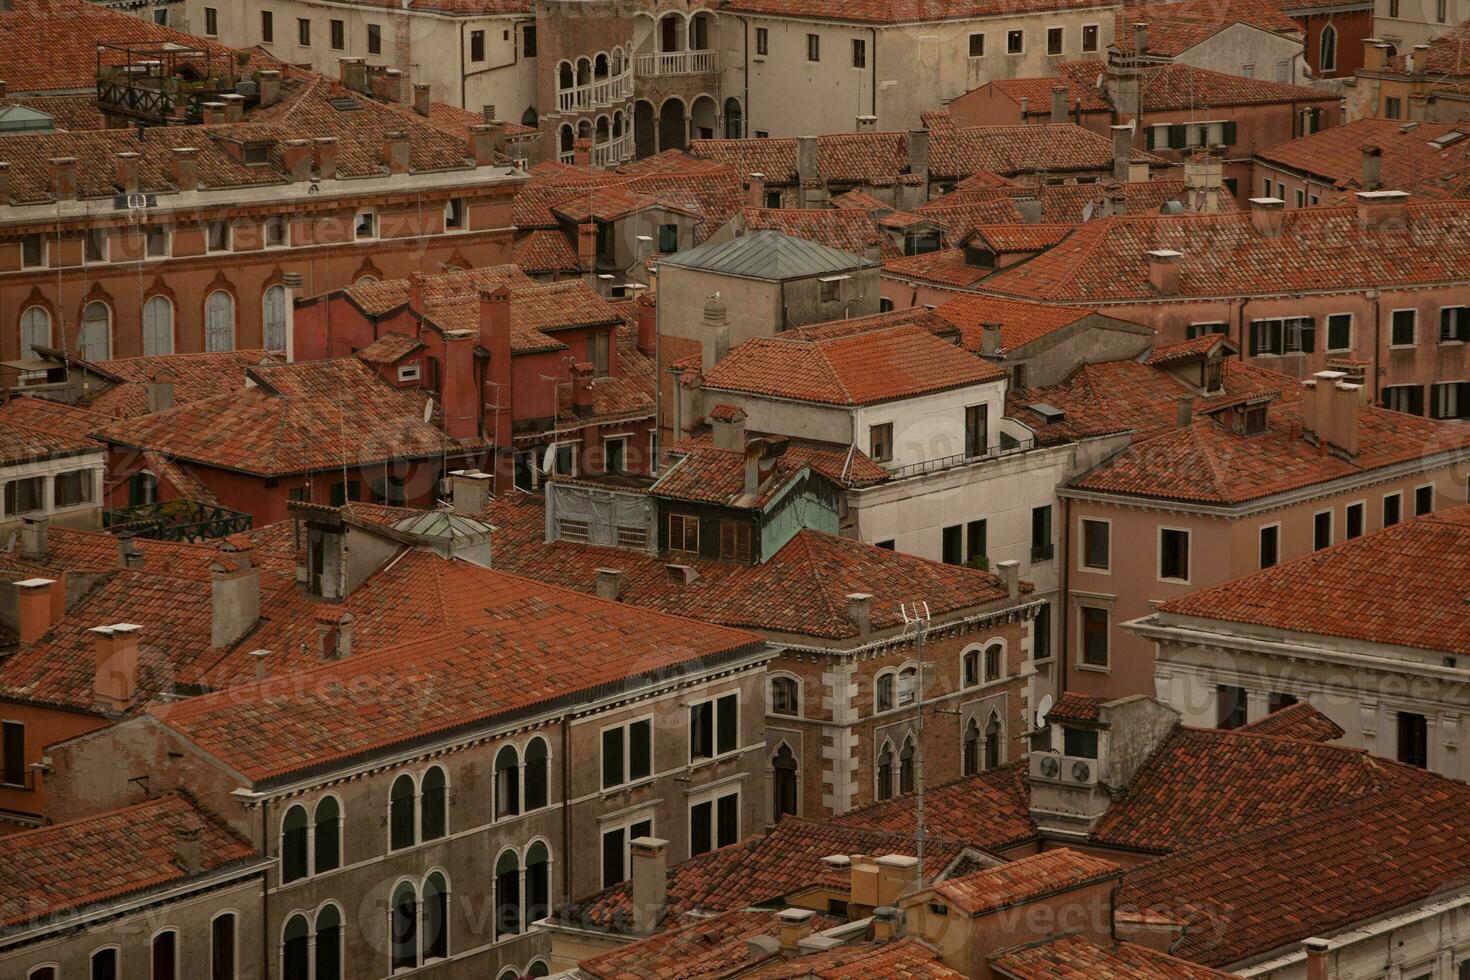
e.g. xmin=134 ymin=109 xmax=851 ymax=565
xmin=691 ymin=132 xmax=910 ymax=186
xmin=1256 ymin=118 xmax=1470 ymax=200
xmin=0 ymin=397 xmax=105 ymax=464
xmin=1238 ymin=702 xmax=1346 ymax=741
xmin=933 ymin=294 xmax=1099 ymax=352
xmin=653 ymin=446 xmax=810 ymax=508
xmin=353 ymin=333 xmax=423 ymax=366
xmin=969 ymin=223 xmax=1074 ymax=252
xmin=151 ymin=553 xmax=763 ymax=783
xmin=96 ymin=357 xmax=489 ymax=477
xmin=1159 ymin=507 xmax=1470 ymax=656
xmin=1054 ymin=59 xmax=1334 ymax=112
xmin=933 ymin=849 xmax=1122 ymax=915
xmin=511 ymin=162 xmax=745 ymax=243
xmin=990 ymin=933 xmax=1238 ymax=979
xmin=672 ymin=431 xmax=890 ymax=487
xmin=837 ymin=763 xmax=1037 ymax=851
xmin=578 ymin=910 xmax=844 ymax=979
xmin=1 ymin=94 xmax=105 ymax=132
xmin=978 ymin=201 xmax=1470 ymax=300
xmin=1143 ymin=334 xmax=1228 ymax=366
xmin=484 ymin=494 xmax=1017 ymax=640
xmin=86 ymin=350 xmax=278 ymax=418
xmin=882 ymin=248 xmax=993 ymax=288
xmin=1118 ymin=766 xmax=1470 ymax=966
xmin=703 ymin=325 xmax=1004 ymax=406
xmin=740 ymin=207 xmax=901 ymax=260
xmin=511 ymin=229 xmax=582 ymax=274
xmin=723 ymin=0 xmax=1115 ymax=25
xmin=755 ymin=939 xmax=965 ymax=978
xmin=1383 ymin=17 xmax=1470 ymax=77
xmin=1046 ymin=692 xmax=1106 ymax=724
xmin=928 ymin=121 xmax=1163 ymax=179
xmin=0 ymin=794 xmax=256 ymax=930
xmin=1114 ymin=0 xmax=1301 ymax=56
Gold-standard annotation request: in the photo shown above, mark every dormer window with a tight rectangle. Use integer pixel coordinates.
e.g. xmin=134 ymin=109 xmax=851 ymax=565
xmin=1202 ymin=355 xmax=1223 ymax=394
xmin=243 ymin=143 xmax=271 ymax=165
xmin=963 ymin=244 xmax=995 ymax=269
xmin=1236 ymin=404 xmax=1268 ymax=435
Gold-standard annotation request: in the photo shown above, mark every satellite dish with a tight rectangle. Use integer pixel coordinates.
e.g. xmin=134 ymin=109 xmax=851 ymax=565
xmin=422 ymin=399 xmax=433 ymax=424
xmin=542 ymin=443 xmax=556 ymax=474
xmin=1036 ymin=693 xmax=1054 ymax=729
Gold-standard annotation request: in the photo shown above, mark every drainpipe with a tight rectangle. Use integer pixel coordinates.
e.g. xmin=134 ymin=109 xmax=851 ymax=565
xmin=1369 ymin=288 xmax=1382 ymax=402
xmin=743 ymin=18 xmax=750 ymax=139
xmin=561 ymin=717 xmax=573 ymax=905
xmin=1058 ymin=494 xmax=1071 ymax=695
xmin=460 ymin=21 xmax=466 ymax=111
xmin=871 ymin=27 xmax=878 ymax=119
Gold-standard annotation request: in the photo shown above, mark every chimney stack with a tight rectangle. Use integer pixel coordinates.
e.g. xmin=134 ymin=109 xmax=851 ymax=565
xmin=1110 ymin=125 xmax=1132 ymax=182
xmin=573 ymin=137 xmax=592 ymax=167
xmin=1248 ymin=197 xmax=1286 ymax=236
xmin=115 ymin=151 xmax=141 ymax=195
xmin=636 ymin=293 xmax=656 ymax=356
xmin=339 ymin=57 xmax=367 ymax=92
xmin=14 ymin=578 xmax=58 ymax=645
xmin=1309 ymin=369 xmax=1345 ymax=445
xmin=47 ymin=157 xmax=77 ymax=201
xmin=468 ymin=124 xmax=497 ymax=166
xmin=1133 ymin=21 xmax=1148 ymax=58
xmin=710 ymin=404 xmax=747 ymax=450
xmin=777 ymin=909 xmax=819 ymax=951
xmin=171 ymin=147 xmax=200 ymax=192
xmin=1176 ymin=394 xmax=1193 ymax=427
xmin=336 ymin=612 xmax=353 ymax=659
xmin=447 ymin=469 xmax=492 ymax=515
xmin=1355 ymin=189 xmax=1409 ymax=230
xmin=413 ymin=83 xmax=432 ymax=117
xmin=441 ymin=329 xmax=480 ymax=439
xmin=201 ymin=101 xmax=226 ymax=125
xmin=117 ymin=532 xmax=145 ymax=570
xmin=479 ymin=287 xmax=513 ymax=450
xmin=1331 ymin=381 xmax=1361 ymax=456
xmin=701 ymin=294 xmax=730 ymax=373
xmin=220 ymin=93 xmax=245 ymax=123
xmin=171 ymin=822 xmax=203 ymax=875
xmin=383 ymin=131 xmax=411 ymax=175
xmin=281 ymin=139 xmax=313 ymax=182
xmin=19 ymin=515 xmax=48 ymax=560
xmin=258 ymin=70 xmax=282 ymax=107
xmin=0 ymin=162 xmax=10 ymax=204
xmin=996 ymin=559 xmax=1020 ymax=600
xmin=571 ymin=362 xmax=595 ymax=416
xmin=595 ymin=568 xmax=624 ymax=602
xmin=1019 ymin=96 xmax=1029 ymax=121
xmin=1183 ymin=151 xmax=1222 ymax=214
xmin=906 ymin=129 xmax=930 ymax=186
xmin=92 ymin=623 xmax=141 ymax=713
xmin=210 ymin=540 xmax=260 ymax=649
xmin=1304 ymin=939 xmax=1330 ymax=980
xmin=146 ymin=369 xmax=176 ymax=412
xmin=629 ymin=837 xmax=668 ymax=934
xmin=856 ymin=114 xmax=878 ymax=133
xmin=1360 ymin=144 xmax=1382 ymax=191
xmin=577 ymin=221 xmax=598 ymax=273
xmin=872 ymin=905 xmax=902 ymax=943
xmin=1146 ymin=249 xmax=1182 ymax=295
xmin=980 ymin=322 xmax=1002 ymax=357
xmin=845 ymin=592 xmax=873 ymax=637
xmin=796 ymin=135 xmax=820 ymax=206
xmin=314 ymin=137 xmax=339 ymax=180
xmin=747 ymin=172 xmax=766 ymax=208
xmin=1050 ymin=86 xmax=1068 ymax=124
xmin=875 ymin=854 xmax=920 ymax=906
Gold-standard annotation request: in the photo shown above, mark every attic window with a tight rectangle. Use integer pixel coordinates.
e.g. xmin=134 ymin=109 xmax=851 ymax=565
xmin=397 ymin=363 xmax=421 ymax=383
xmin=1028 ymin=402 xmax=1066 ymax=423
xmin=242 ymin=143 xmax=271 ymax=165
xmin=963 ymin=244 xmax=995 ymax=269
xmin=1234 ymin=404 xmax=1268 ymax=435
xmin=327 ymin=97 xmax=361 ymax=111
xmin=1429 ymin=130 xmax=1467 ymax=149
xmin=1202 ymin=356 xmax=1223 ymax=394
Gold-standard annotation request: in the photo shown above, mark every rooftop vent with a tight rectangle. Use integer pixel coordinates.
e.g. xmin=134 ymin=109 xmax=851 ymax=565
xmin=327 ymin=97 xmax=361 ymax=112
xmin=1029 ymin=402 xmax=1066 ymax=423
xmin=1429 ymin=130 xmax=1467 ymax=149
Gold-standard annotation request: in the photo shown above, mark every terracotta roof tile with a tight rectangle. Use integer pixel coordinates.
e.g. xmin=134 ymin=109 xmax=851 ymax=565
xmin=578 ymin=910 xmax=844 ymax=979
xmin=691 ymin=133 xmax=909 ymax=186
xmin=0 ymin=794 xmax=256 ymax=931
xmin=755 ymin=939 xmax=966 ymax=978
xmin=1159 ymin=506 xmax=1470 ymax=656
xmin=723 ymin=0 xmax=1114 ymax=25
xmin=652 ymin=446 xmax=810 ymax=508
xmin=511 ymin=228 xmax=582 ymax=274
xmin=928 ymin=121 xmax=1163 ymax=180
xmin=990 ymin=934 xmax=1238 ymax=979
xmin=740 ymin=207 xmax=901 ymax=259
xmin=1237 ymin=701 xmax=1346 ymax=741
xmin=836 ymin=763 xmax=1037 ymax=851
xmin=1046 ymin=692 xmax=1106 ymax=724
xmin=0 ymin=397 xmax=105 ymax=464
xmin=672 ymin=431 xmax=890 ymax=487
xmin=1256 ymin=117 xmax=1470 ymax=200
xmin=703 ymin=325 xmax=1004 ymax=405
xmin=86 ymin=351 xmax=279 ymax=418
xmin=353 ymin=333 xmax=423 ymax=365
xmin=882 ymin=248 xmax=994 ymax=288
xmin=933 ymin=849 xmax=1122 ymax=915
xmin=1114 ymin=0 xmax=1301 ymax=56
xmin=932 ymin=294 xmax=1099 ymax=352
xmin=1055 ymin=59 xmax=1333 ymax=112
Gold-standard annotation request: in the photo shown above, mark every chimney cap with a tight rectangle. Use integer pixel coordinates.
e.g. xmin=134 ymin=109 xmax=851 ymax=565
xmin=1312 ymin=369 xmax=1347 ymax=381
xmin=1248 ymin=196 xmax=1285 ymax=208
xmin=1146 ymin=248 xmax=1183 ymax=260
xmin=875 ymin=853 xmax=920 ymax=869
xmin=776 ymin=908 xmax=819 ymax=924
xmin=111 ymin=622 xmax=143 ymax=633
xmin=1303 ymin=938 xmax=1331 ymax=952
xmin=820 ymin=854 xmax=852 ymax=868
xmin=1355 ymin=189 xmax=1410 ymax=202
xmin=14 ymin=577 xmax=56 ymax=589
xmin=845 ymin=591 xmax=874 ymax=602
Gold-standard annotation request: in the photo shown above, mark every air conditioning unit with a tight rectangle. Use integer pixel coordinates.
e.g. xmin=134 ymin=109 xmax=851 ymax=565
xmin=1029 ymin=752 xmax=1099 ymax=785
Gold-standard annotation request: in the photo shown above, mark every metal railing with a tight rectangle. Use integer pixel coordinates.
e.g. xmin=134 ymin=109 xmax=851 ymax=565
xmin=636 ymin=49 xmax=717 ymax=77
xmin=556 ymin=66 xmax=634 ymax=113
xmin=105 ymin=498 xmax=252 ymax=542
xmin=591 ymin=132 xmax=635 ymax=168
xmin=881 ymin=436 xmax=1036 ymax=480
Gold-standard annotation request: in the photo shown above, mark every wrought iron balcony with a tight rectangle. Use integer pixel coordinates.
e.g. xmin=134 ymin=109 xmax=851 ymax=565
xmin=105 ymin=498 xmax=251 ymax=542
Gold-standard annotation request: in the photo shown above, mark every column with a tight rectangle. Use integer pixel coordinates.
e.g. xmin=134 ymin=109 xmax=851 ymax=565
xmin=1246 ymin=690 xmax=1269 ymax=724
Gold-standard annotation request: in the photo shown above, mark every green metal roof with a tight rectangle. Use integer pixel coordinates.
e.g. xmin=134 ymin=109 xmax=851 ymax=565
xmin=659 ymin=229 xmax=876 ymax=281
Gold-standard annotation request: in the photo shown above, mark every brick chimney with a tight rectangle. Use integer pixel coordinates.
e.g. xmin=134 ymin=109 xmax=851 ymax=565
xmin=117 ymin=532 xmax=145 ymax=569
xmin=314 ymin=137 xmax=338 ymax=180
xmin=856 ymin=114 xmax=878 ymax=133
xmin=1146 ymin=249 xmax=1182 ymax=295
xmin=210 ymin=540 xmax=260 ymax=649
xmin=845 ymin=592 xmax=872 ymax=637
xmin=629 ymin=837 xmax=668 ymax=934
xmin=1019 ymin=97 xmax=1030 ymax=121
xmin=172 ymin=822 xmax=203 ymax=875
xmin=47 ymin=157 xmax=77 ymax=201
xmin=1360 ymin=144 xmax=1382 ymax=191
xmin=636 ymin=293 xmax=656 ymax=356
xmin=468 ymin=124 xmax=497 ymax=166
xmin=1356 ymin=189 xmax=1409 ymax=230
xmin=14 ymin=578 xmax=58 ymax=645
xmin=777 ymin=908 xmax=819 ymax=950
xmin=710 ymin=404 xmax=747 ymax=450
xmin=92 ymin=623 xmax=141 ymax=714
xmin=258 ymin=69 xmax=282 ymax=107
xmin=171 ymin=147 xmax=200 ymax=192
xmin=115 ymin=151 xmax=141 ymax=195
xmin=220 ymin=93 xmax=245 ymax=123
xmin=980 ymin=322 xmax=1002 ymax=356
xmin=1249 ymin=197 xmax=1285 ymax=236
xmin=383 ymin=67 xmax=406 ymax=103
xmin=1176 ymin=394 xmax=1193 ymax=427
xmin=796 ymin=134 xmax=819 ymax=201
xmin=281 ymin=139 xmax=313 ymax=182
xmin=19 ymin=515 xmax=48 ymax=560
xmin=382 ymin=131 xmax=411 ymax=175
xmin=479 ymin=287 xmax=513 ymax=449
xmin=701 ymin=294 xmax=730 ymax=373
xmin=339 ymin=57 xmax=367 ymax=92
xmin=573 ymin=137 xmax=592 ymax=167
xmin=447 ymin=469 xmax=492 ymax=515
xmin=871 ymin=905 xmax=902 ymax=943
xmin=201 ymin=101 xmax=226 ymax=125
xmin=577 ymin=221 xmax=598 ymax=273
xmin=1304 ymin=939 xmax=1331 ymax=980
xmin=1110 ymin=125 xmax=1132 ymax=182
xmin=595 ymin=567 xmax=624 ymax=601
xmin=1183 ymin=151 xmax=1222 ymax=214
xmin=1330 ymin=381 xmax=1361 ymax=456
xmin=746 ymin=171 xmax=766 ymax=208
xmin=441 ymin=329 xmax=480 ymax=439
xmin=906 ymin=129 xmax=929 ymax=186
xmin=0 ymin=162 xmax=11 ymax=204
xmin=571 ymin=362 xmax=595 ymax=416
xmin=1050 ymin=85 xmax=1068 ymax=124
xmin=996 ymin=558 xmax=1020 ymax=599
xmin=412 ymin=83 xmax=432 ymax=117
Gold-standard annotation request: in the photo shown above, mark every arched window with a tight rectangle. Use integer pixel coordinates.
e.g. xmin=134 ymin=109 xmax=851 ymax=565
xmin=142 ymin=296 xmax=173 ymax=356
xmin=898 ymin=666 xmax=918 ymax=706
xmin=962 ymin=649 xmax=980 ymax=688
xmin=423 ymin=871 xmax=449 ymax=961
xmin=724 ymin=97 xmax=742 ymax=139
xmin=984 ymin=643 xmax=1003 ymax=683
xmin=770 ymin=676 xmax=799 ymax=716
xmin=498 ymin=970 xmax=521 ymax=980
xmin=281 ymin=805 xmax=308 ymax=883
xmin=576 ymin=57 xmax=592 ymax=86
xmin=314 ymin=796 xmax=341 ymax=873
xmin=521 ymin=106 xmax=538 ymax=128
xmin=80 ymin=301 xmax=110 ymax=361
xmin=495 ymin=745 xmax=520 ymax=818
xmin=524 ymin=737 xmax=548 ymax=811
xmin=1320 ymin=23 xmax=1337 ymax=73
xmin=963 ymin=718 xmax=980 ymax=776
xmin=495 ymin=849 xmax=522 ymax=938
xmin=90 ymin=947 xmax=119 ymax=980
xmin=876 ymin=673 xmax=895 ymax=713
xmin=527 ymin=960 xmax=551 ymax=978
xmin=899 ymin=736 xmax=916 ymax=794
xmin=526 ymin=841 xmax=551 ymax=923
xmin=152 ymin=929 xmax=178 ymax=980
xmin=204 ymin=291 xmax=235 ymax=352
xmin=421 ymin=766 xmax=447 ymax=841
xmin=282 ymin=914 xmax=310 ymax=980
xmin=558 ymin=61 xmax=574 ymax=91
xmin=876 ymin=741 xmax=894 ymax=801
xmin=772 ymin=743 xmax=798 ymax=821
xmin=262 ymin=285 xmax=287 ymax=351
xmin=559 ymin=124 xmax=574 ymax=154
xmin=390 ymin=881 xmax=418 ymax=971
xmin=985 ymin=712 xmax=1002 ymax=770
xmin=20 ymin=306 xmax=51 ymax=360
xmin=211 ymin=913 xmax=236 ymax=980
xmin=315 ymin=904 xmax=343 ymax=980
xmin=594 ymin=52 xmax=609 ymax=79
xmin=389 ymin=774 xmax=416 ymax=850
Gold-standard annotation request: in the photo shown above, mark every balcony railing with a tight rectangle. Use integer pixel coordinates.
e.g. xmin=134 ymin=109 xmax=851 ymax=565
xmin=105 ymin=498 xmax=251 ymax=542
xmin=636 ymin=49 xmax=717 ymax=77
xmin=591 ymin=132 xmax=635 ymax=168
xmin=882 ymin=435 xmax=1036 ymax=481
xmin=556 ymin=66 xmax=634 ymax=113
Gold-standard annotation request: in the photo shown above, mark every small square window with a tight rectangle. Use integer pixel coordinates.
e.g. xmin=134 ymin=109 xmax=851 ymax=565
xmin=1313 ymin=510 xmax=1332 ymax=550
xmin=21 ymin=233 xmax=45 ymax=268
xmin=1159 ymin=527 xmax=1189 ymax=581
xmin=869 ymin=423 xmax=893 ymax=463
xmin=368 ymin=23 xmax=382 ymax=55
xmin=84 ymin=227 xmax=109 ymax=263
xmin=1081 ymin=24 xmax=1098 ymax=52
xmin=330 ymin=18 xmax=344 ymax=50
xmin=1047 ymin=26 xmax=1063 ymax=55
xmin=444 ymin=198 xmax=467 ymax=230
xmin=204 ymin=6 xmax=218 ymax=36
xmin=145 ymin=226 xmax=170 ymax=258
xmin=1391 ymin=309 xmax=1417 ymax=346
xmin=297 ymin=17 xmax=311 ymax=46
xmin=1346 ymin=502 xmax=1364 ymax=539
xmin=264 ymin=215 xmax=288 ymax=248
xmin=1383 ymin=492 xmax=1402 ymax=527
xmin=206 ymin=219 xmax=231 ymax=253
xmin=1415 ymin=484 xmax=1434 ymax=516
xmin=1259 ymin=524 xmax=1279 ymax=568
xmin=820 ymin=278 xmax=840 ymax=302
xmin=1081 ymin=519 xmax=1109 ymax=570
xmin=968 ymin=33 xmax=985 ymax=57
xmin=354 ymin=211 xmax=377 ymax=240
xmin=397 ymin=363 xmax=421 ymax=383
xmin=1007 ymin=30 xmax=1024 ymax=54
xmin=756 ymin=27 xmax=769 ymax=56
xmin=1326 ymin=313 xmax=1352 ymax=351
